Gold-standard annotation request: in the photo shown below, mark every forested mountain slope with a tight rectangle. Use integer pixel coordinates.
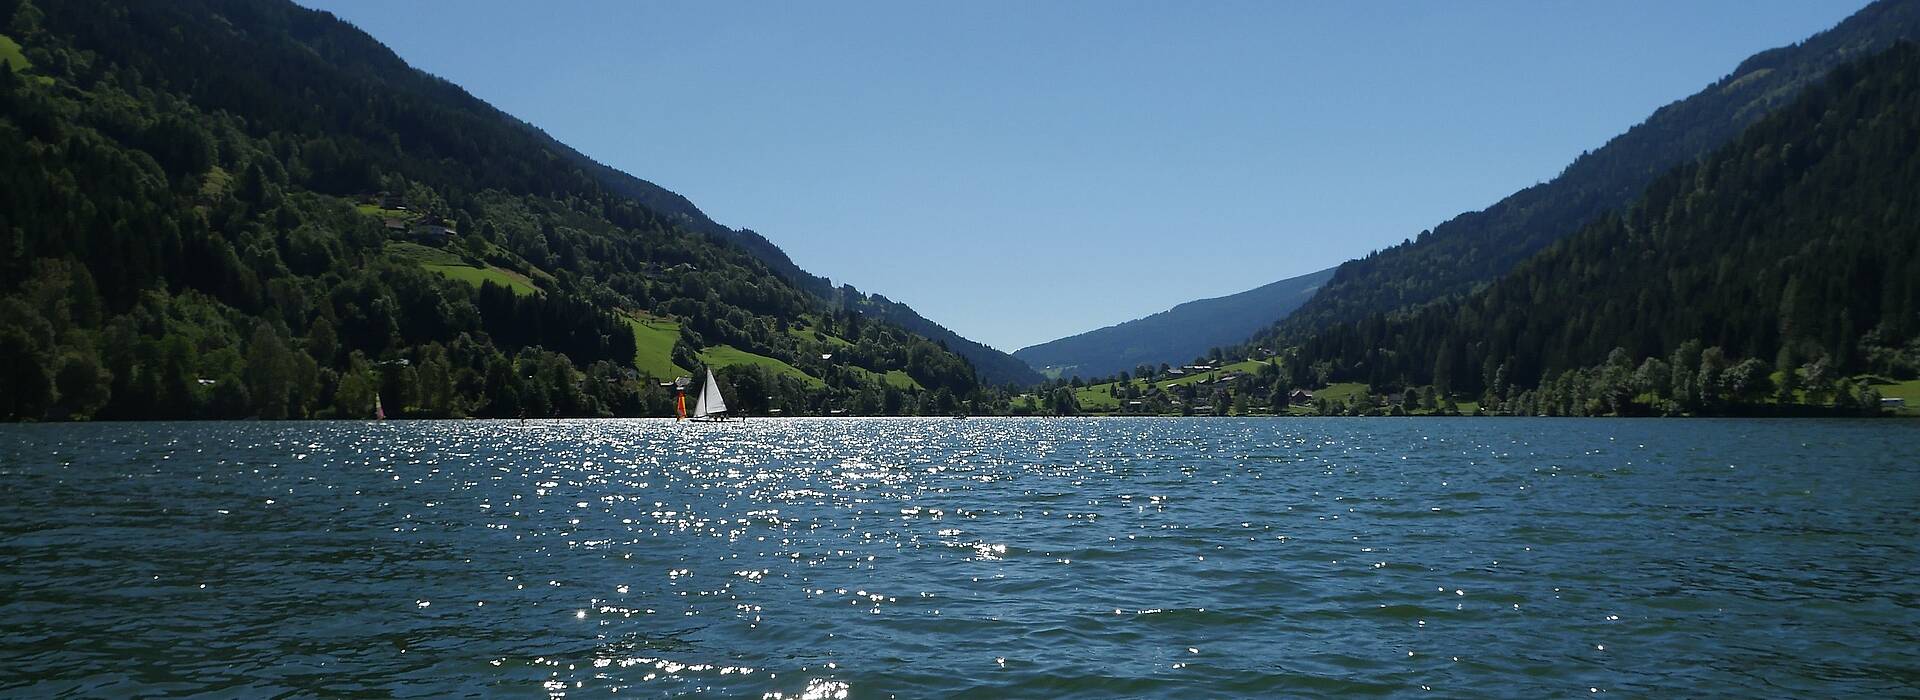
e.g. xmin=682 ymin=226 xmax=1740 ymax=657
xmin=1242 ymin=0 xmax=1920 ymax=351
xmin=529 ymin=126 xmax=1044 ymax=386
xmin=0 ymin=0 xmax=996 ymax=420
xmin=1286 ymin=42 xmax=1920 ymax=415
xmin=1015 ymin=266 xmax=1334 ymax=380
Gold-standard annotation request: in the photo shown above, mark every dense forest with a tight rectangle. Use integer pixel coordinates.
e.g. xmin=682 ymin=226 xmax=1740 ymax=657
xmin=0 ymin=0 xmax=1005 ymax=421
xmin=1269 ymin=43 xmax=1920 ymax=416
xmin=1240 ymin=0 xmax=1920 ymax=352
xmin=1018 ymin=43 xmax=1920 ymax=419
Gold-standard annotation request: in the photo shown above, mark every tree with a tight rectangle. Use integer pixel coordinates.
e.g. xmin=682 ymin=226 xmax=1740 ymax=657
xmin=1597 ymin=348 xmax=1636 ymax=415
xmin=204 ymin=374 xmax=251 ymax=418
xmin=1697 ymin=348 xmax=1729 ymax=410
xmin=1857 ymin=385 xmax=1885 ymax=416
xmin=1634 ymin=357 xmax=1671 ymax=400
xmin=416 ymin=345 xmax=457 ymax=417
xmin=1268 ymin=383 xmax=1291 ymax=412
xmin=306 ymin=316 xmax=339 ymax=366
xmin=0 ymin=328 xmax=56 ymax=420
xmin=245 ymin=323 xmax=295 ymax=419
xmin=1775 ymin=356 xmax=1802 ymax=405
xmin=1049 ymin=387 xmax=1078 ymax=416
xmin=335 ymin=355 xmax=377 ymax=418
xmin=380 ymin=362 xmax=420 ymax=418
xmin=51 ymin=351 xmax=112 ymax=420
xmin=1721 ymin=358 xmax=1773 ymax=406
xmin=1799 ymin=355 xmax=1836 ymax=405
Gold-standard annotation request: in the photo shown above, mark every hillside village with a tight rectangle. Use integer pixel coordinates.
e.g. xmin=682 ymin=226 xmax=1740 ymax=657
xmin=1015 ymin=355 xmax=1919 ymax=418
xmin=1012 ymin=355 xmax=1471 ymax=417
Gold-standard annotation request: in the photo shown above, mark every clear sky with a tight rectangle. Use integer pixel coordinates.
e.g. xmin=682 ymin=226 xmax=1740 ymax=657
xmin=299 ymin=1 xmax=1868 ymax=351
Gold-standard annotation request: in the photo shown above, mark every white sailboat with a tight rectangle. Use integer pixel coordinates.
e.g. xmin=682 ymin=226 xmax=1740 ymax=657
xmin=689 ymin=369 xmax=732 ymax=422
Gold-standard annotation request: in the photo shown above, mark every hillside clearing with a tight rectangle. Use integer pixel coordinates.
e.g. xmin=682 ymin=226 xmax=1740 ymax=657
xmin=1 ymin=35 xmax=29 ymax=72
xmin=699 ymin=345 xmax=826 ymax=388
xmin=386 ymin=241 xmax=540 ymax=296
xmin=622 ymin=314 xmax=686 ymax=380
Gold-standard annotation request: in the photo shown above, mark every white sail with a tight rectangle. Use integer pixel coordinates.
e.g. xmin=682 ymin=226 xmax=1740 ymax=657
xmin=692 ymin=369 xmax=727 ymax=418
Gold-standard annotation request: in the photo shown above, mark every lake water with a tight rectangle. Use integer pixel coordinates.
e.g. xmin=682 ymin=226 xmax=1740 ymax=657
xmin=2 ymin=418 xmax=1916 ymax=697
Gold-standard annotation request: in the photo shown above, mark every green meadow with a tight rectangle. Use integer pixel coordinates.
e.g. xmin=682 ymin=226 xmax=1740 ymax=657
xmin=385 ymin=241 xmax=540 ymax=296
xmin=849 ymin=366 xmax=924 ymax=391
xmin=699 ymin=345 xmax=827 ymax=388
xmin=1864 ymin=376 xmax=1920 ymax=416
xmin=623 ymin=314 xmax=686 ymax=380
xmin=1 ymin=35 xmax=30 ymax=72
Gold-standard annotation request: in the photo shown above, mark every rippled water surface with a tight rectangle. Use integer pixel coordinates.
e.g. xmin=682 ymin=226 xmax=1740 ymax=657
xmin=3 ymin=418 xmax=1918 ymax=697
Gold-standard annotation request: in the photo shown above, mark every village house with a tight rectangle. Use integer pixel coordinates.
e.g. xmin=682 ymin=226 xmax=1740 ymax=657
xmin=408 ymin=222 xmax=457 ymax=244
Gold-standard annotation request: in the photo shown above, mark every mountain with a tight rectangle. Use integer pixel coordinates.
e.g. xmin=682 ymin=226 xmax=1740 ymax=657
xmin=848 ymin=291 xmax=1046 ymax=388
xmin=525 ymin=124 xmax=1043 ymax=387
xmin=1283 ymin=41 xmax=1920 ymax=415
xmin=0 ymin=0 xmax=1003 ymax=420
xmin=1236 ymin=0 xmax=1920 ymax=351
xmin=1014 ymin=266 xmax=1335 ymax=380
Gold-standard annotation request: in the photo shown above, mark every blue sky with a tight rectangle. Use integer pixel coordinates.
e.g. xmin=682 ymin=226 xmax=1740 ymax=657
xmin=299 ymin=1 xmax=1868 ymax=351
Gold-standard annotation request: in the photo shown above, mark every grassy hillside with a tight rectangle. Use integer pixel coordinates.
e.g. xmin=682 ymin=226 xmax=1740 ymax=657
xmin=385 ymin=242 xmax=541 ymax=296
xmin=698 ymin=346 xmax=826 ymax=388
xmin=848 ymin=367 xmax=924 ymax=391
xmin=0 ymin=34 xmax=27 ymax=72
xmin=789 ymin=323 xmax=852 ymax=348
xmin=622 ymin=314 xmax=686 ymax=380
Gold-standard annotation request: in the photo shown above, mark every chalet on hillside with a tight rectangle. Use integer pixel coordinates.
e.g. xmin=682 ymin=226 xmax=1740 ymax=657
xmin=408 ymin=223 xmax=456 ymax=244
xmin=1289 ymin=389 xmax=1314 ymax=405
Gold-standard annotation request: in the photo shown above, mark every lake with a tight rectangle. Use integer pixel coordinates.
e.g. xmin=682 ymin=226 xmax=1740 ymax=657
xmin=2 ymin=418 xmax=1916 ymax=697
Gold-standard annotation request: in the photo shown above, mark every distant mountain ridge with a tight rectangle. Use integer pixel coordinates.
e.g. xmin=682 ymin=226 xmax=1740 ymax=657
xmin=1239 ymin=0 xmax=1920 ymax=353
xmin=1014 ymin=266 xmax=1335 ymax=380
